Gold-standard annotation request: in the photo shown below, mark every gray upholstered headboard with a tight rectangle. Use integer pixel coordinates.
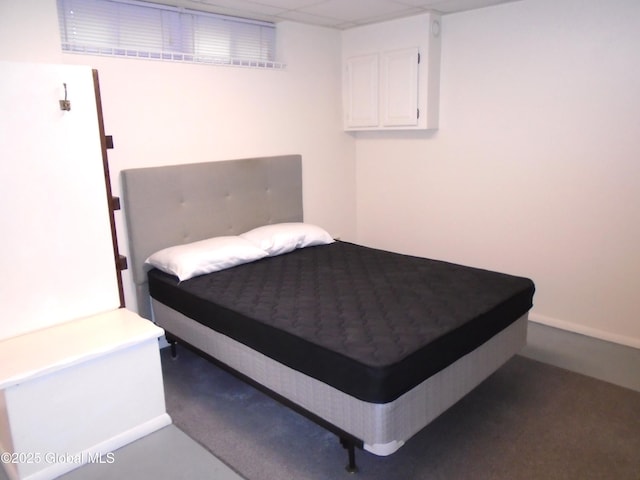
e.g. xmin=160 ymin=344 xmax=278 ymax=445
xmin=121 ymin=154 xmax=303 ymax=319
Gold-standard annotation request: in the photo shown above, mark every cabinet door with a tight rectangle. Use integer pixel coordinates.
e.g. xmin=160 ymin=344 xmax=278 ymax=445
xmin=380 ymin=47 xmax=419 ymax=127
xmin=344 ymin=53 xmax=379 ymax=128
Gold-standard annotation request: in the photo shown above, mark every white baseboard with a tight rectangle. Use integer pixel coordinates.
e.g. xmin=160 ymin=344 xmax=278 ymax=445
xmin=522 ymin=317 xmax=640 ymax=393
xmin=529 ymin=313 xmax=640 ymax=349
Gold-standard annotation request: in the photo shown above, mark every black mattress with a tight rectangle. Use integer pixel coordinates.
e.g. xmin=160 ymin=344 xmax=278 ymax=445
xmin=149 ymin=241 xmax=535 ymax=403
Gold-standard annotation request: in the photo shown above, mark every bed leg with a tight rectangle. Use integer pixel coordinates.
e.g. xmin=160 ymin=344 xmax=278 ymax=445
xmin=166 ymin=335 xmax=178 ymax=359
xmin=340 ymin=437 xmax=358 ymax=474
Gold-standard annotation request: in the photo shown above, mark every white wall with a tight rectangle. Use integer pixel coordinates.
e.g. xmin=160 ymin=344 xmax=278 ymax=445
xmin=0 ymin=62 xmax=121 ymax=340
xmin=0 ymin=0 xmax=356 ymax=313
xmin=355 ymin=0 xmax=640 ymax=346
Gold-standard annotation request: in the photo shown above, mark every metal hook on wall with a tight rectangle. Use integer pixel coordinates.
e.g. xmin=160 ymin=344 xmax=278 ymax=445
xmin=59 ymin=83 xmax=71 ymax=111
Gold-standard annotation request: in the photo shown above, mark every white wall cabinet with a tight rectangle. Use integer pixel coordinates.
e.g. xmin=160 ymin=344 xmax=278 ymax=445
xmin=345 ymin=48 xmax=420 ymax=129
xmin=342 ymin=13 xmax=441 ymax=131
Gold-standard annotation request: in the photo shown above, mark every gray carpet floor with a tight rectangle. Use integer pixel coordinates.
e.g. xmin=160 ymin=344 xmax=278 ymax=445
xmin=161 ymin=347 xmax=640 ymax=480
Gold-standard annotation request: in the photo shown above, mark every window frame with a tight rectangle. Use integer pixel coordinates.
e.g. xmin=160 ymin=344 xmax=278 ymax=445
xmin=56 ymin=0 xmax=285 ymax=69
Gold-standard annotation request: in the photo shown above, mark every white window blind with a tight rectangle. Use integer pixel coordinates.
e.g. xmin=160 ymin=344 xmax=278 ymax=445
xmin=56 ymin=0 xmax=284 ymax=69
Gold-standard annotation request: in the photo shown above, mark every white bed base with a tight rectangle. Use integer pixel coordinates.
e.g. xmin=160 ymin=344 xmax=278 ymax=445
xmin=152 ymin=299 xmax=527 ymax=456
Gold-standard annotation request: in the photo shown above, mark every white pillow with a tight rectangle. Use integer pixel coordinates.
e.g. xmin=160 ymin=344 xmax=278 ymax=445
xmin=240 ymin=222 xmax=334 ymax=256
xmin=145 ymin=236 xmax=268 ymax=281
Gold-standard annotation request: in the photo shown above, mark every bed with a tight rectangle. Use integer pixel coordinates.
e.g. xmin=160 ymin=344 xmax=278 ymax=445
xmin=121 ymin=154 xmax=535 ymax=472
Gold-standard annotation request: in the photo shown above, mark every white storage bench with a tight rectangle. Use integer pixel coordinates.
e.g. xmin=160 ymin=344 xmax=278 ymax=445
xmin=0 ymin=309 xmax=171 ymax=480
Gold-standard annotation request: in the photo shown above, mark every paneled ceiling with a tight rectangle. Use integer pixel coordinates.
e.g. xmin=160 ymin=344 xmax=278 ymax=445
xmin=150 ymin=0 xmax=522 ymax=29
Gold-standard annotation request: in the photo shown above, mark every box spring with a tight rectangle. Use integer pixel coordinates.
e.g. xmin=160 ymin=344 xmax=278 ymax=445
xmin=152 ymin=299 xmax=527 ymax=455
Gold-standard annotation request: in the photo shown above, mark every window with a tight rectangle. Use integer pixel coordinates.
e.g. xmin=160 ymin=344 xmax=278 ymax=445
xmin=56 ymin=0 xmax=284 ymax=69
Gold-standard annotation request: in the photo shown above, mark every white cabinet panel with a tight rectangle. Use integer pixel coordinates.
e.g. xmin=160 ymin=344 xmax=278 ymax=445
xmin=381 ymin=47 xmax=419 ymax=127
xmin=345 ymin=54 xmax=379 ymax=128
xmin=0 ymin=309 xmax=169 ymax=480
